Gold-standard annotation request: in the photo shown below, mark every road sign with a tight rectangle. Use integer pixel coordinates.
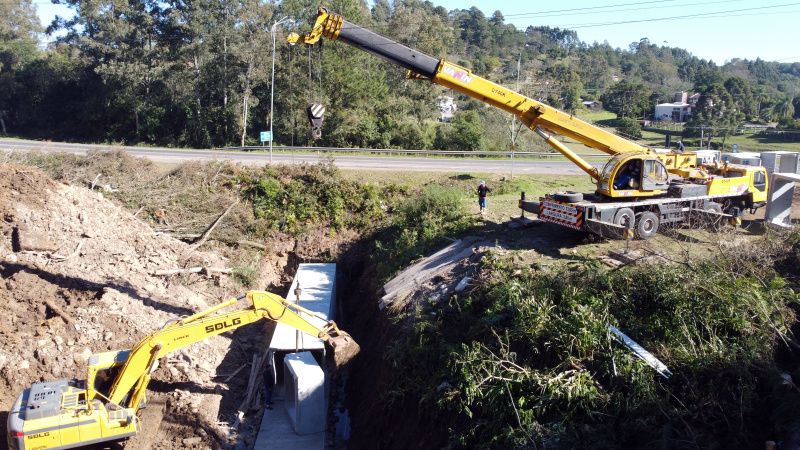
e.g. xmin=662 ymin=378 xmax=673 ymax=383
xmin=732 ymin=144 xmax=739 ymax=152
xmin=260 ymin=131 xmax=272 ymax=142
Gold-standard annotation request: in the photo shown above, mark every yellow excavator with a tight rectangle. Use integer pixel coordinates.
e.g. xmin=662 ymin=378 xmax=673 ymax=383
xmin=289 ymin=8 xmax=769 ymax=238
xmin=7 ymin=291 xmax=359 ymax=450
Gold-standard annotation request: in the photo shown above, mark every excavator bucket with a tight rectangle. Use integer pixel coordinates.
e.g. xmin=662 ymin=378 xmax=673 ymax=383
xmin=325 ymin=330 xmax=360 ymax=369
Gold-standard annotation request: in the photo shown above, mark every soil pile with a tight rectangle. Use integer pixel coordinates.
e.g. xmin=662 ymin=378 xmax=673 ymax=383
xmin=0 ymin=164 xmax=247 ymax=448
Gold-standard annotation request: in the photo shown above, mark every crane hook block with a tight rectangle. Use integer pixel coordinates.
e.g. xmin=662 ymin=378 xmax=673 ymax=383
xmin=307 ymin=103 xmax=325 ymax=140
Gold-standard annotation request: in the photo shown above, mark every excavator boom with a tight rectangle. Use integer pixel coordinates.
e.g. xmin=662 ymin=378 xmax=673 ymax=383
xmin=7 ymin=290 xmax=358 ymax=450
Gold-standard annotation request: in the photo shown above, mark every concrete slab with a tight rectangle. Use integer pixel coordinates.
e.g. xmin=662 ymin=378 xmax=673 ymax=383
xmin=253 ymin=399 xmax=324 ymax=450
xmin=269 ymin=263 xmax=336 ymax=353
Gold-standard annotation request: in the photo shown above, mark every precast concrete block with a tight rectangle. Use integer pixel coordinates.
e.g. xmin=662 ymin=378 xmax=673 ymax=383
xmin=284 ymin=351 xmax=326 ymax=435
xmin=765 ymin=173 xmax=800 ymax=228
xmin=760 ymin=152 xmax=781 ymax=175
xmin=779 ymin=153 xmax=800 ymax=175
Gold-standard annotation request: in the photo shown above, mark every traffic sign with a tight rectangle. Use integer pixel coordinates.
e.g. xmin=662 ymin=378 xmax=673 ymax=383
xmin=260 ymin=131 xmax=272 ymax=142
xmin=732 ymin=144 xmax=739 ymax=152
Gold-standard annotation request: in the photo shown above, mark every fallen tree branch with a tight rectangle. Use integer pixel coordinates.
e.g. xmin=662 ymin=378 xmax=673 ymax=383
xmin=44 ymin=299 xmax=76 ymax=326
xmin=51 ymin=239 xmax=85 ymax=261
xmin=152 ymin=266 xmax=232 ymax=276
xmin=221 ymin=363 xmax=251 ymax=383
xmin=235 ymin=240 xmax=268 ymax=250
xmin=190 ymin=199 xmax=240 ymax=251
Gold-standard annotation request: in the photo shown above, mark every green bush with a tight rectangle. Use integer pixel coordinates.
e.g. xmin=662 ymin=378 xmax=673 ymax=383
xmin=375 ymin=185 xmax=474 ymax=278
xmin=383 ymin=248 xmax=800 ymax=449
xmin=615 ymin=117 xmax=643 ymax=139
xmin=240 ymin=162 xmax=391 ymax=235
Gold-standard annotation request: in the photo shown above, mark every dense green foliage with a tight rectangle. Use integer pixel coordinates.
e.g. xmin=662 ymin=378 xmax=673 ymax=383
xmin=3 ymin=0 xmax=800 ymax=147
xmin=241 ymin=162 xmax=393 ymax=234
xmin=384 ymin=240 xmax=800 ymax=448
xmin=614 ymin=117 xmax=643 ymax=140
xmin=374 ymin=184 xmax=475 ymax=278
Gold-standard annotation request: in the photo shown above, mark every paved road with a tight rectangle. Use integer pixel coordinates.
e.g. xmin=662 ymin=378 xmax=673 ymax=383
xmin=0 ymin=138 xmax=598 ymax=175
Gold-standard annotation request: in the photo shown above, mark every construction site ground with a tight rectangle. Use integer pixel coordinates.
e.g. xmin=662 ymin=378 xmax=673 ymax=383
xmin=1 ymin=151 xmax=798 ymax=449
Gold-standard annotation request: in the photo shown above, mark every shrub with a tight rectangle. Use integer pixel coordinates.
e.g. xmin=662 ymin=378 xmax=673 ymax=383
xmin=615 ymin=117 xmax=643 ymax=139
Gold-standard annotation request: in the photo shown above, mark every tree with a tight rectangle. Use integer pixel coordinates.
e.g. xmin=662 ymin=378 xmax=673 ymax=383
xmin=724 ymin=77 xmax=757 ymax=121
xmin=615 ymin=117 xmax=642 ymax=139
xmin=685 ymin=83 xmax=743 ymax=147
xmin=0 ymin=0 xmax=41 ymax=134
xmin=774 ymin=97 xmax=795 ymax=121
xmin=435 ymin=110 xmax=484 ymax=151
xmin=600 ymin=80 xmax=652 ymax=119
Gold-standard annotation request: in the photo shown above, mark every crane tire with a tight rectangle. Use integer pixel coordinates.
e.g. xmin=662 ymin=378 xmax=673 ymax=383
xmin=552 ymin=191 xmax=583 ymax=203
xmin=636 ymin=211 xmax=660 ymax=239
xmin=613 ymin=207 xmax=635 ymax=229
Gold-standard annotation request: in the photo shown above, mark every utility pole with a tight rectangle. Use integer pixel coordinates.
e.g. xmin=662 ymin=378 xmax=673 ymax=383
xmin=510 ymin=53 xmax=522 ymax=180
xmin=270 ymin=17 xmax=289 ymax=164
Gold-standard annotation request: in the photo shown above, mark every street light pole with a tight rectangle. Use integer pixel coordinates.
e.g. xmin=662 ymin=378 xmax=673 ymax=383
xmin=269 ymin=17 xmax=289 ymax=164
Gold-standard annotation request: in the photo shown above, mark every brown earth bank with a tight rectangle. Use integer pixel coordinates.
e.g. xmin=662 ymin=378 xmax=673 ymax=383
xmin=0 ymin=163 xmax=356 ymax=449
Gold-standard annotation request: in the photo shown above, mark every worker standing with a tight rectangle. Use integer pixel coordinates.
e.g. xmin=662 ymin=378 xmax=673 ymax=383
xmin=477 ymin=180 xmax=491 ymax=216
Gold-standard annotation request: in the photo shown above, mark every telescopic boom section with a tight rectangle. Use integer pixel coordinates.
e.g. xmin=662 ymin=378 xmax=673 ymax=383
xmin=289 ymin=8 xmax=651 ymax=181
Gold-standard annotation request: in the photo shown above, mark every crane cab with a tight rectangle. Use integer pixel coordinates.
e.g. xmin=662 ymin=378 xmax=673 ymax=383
xmin=597 ymin=154 xmax=670 ymax=198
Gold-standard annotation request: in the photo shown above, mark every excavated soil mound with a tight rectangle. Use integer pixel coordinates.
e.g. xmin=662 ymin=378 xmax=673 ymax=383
xmin=0 ymin=164 xmax=248 ymax=448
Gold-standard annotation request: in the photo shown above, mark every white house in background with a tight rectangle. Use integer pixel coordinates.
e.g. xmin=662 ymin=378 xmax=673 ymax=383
xmin=437 ymin=96 xmax=457 ymax=122
xmin=654 ymin=91 xmax=699 ymax=123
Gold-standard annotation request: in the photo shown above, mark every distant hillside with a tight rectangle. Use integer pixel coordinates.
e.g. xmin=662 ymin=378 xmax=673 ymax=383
xmin=2 ymin=0 xmax=799 ymax=149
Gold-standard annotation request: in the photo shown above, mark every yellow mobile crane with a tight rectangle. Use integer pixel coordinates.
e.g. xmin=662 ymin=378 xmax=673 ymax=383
xmin=289 ymin=8 xmax=769 ymax=238
xmin=7 ymin=291 xmax=358 ymax=450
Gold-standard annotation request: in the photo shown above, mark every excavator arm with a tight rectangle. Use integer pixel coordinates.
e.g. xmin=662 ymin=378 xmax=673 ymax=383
xmin=289 ymin=8 xmax=651 ymax=181
xmin=103 ymin=290 xmax=357 ymax=410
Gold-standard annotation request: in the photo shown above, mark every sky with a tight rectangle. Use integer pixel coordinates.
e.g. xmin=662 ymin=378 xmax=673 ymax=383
xmin=33 ymin=0 xmax=800 ymax=64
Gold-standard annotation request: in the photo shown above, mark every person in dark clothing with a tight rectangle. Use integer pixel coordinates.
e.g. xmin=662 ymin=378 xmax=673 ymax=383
xmin=263 ymin=361 xmax=274 ymax=410
xmin=477 ymin=180 xmax=491 ymax=215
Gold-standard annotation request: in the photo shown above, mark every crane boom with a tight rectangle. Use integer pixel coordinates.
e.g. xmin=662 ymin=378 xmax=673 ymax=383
xmin=289 ymin=8 xmax=650 ymax=181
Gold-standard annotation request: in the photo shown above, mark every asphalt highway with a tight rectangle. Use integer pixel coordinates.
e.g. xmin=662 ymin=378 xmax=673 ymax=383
xmin=0 ymin=138 xmax=600 ymax=175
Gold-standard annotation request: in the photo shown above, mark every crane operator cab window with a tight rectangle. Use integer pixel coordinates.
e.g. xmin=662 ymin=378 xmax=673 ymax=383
xmin=642 ymin=158 xmax=669 ymax=191
xmin=613 ymin=160 xmax=641 ymax=190
xmin=753 ymin=169 xmax=767 ymax=192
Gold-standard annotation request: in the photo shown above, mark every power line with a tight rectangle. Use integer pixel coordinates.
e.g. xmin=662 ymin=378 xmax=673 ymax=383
xmin=506 ymin=0 xmax=745 ymax=19
xmin=558 ymin=2 xmax=800 ymax=28
xmin=502 ymin=0 xmax=685 ymax=17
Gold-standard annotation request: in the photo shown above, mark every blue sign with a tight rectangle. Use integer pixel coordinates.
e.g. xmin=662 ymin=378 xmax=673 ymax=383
xmin=260 ymin=131 xmax=272 ymax=142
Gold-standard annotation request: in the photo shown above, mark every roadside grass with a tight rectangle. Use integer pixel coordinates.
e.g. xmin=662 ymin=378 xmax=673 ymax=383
xmin=340 ymin=170 xmax=596 ymax=223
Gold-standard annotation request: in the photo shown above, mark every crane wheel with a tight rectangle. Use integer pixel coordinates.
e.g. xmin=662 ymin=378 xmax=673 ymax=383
xmin=612 ymin=207 xmax=635 ymax=239
xmin=635 ymin=211 xmax=659 ymax=239
xmin=613 ymin=207 xmax=635 ymax=228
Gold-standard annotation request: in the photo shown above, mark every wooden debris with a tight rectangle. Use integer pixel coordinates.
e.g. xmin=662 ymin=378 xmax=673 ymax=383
xmin=236 ymin=240 xmax=268 ymax=251
xmin=43 ymin=299 xmax=76 ymax=326
xmin=233 ymin=352 xmax=267 ymax=429
xmin=190 ymin=199 xmax=240 ymax=251
xmin=221 ymin=363 xmax=250 ymax=383
xmin=152 ymin=266 xmax=232 ymax=276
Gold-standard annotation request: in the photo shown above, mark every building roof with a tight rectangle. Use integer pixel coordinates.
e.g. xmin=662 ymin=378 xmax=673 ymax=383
xmin=656 ymin=102 xmax=690 ymax=107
